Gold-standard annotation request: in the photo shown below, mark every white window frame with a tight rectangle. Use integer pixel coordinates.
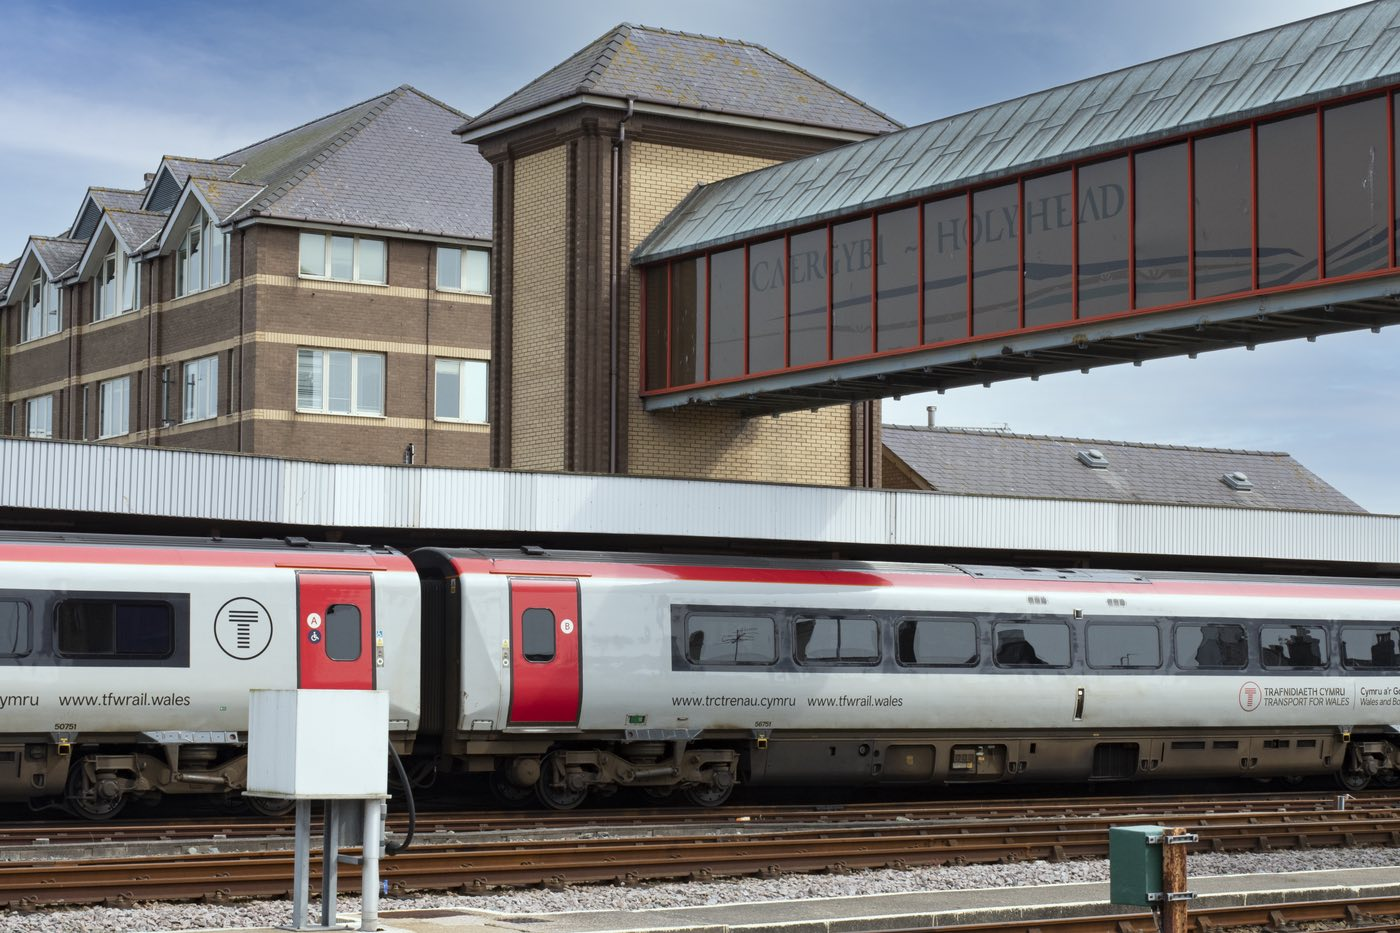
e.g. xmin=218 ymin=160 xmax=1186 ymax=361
xmin=98 ymin=376 xmax=130 ymax=439
xmin=94 ymin=251 xmax=117 ymax=321
xmin=435 ymin=245 xmax=491 ymax=294
xmin=25 ymin=395 xmax=53 ymax=439
xmin=433 ymin=358 xmax=489 ymax=423
xmin=175 ymin=208 xmax=229 ymax=298
xmin=296 ymin=348 xmax=385 ymax=417
xmin=121 ymin=253 xmax=140 ymax=312
xmin=20 ymin=273 xmax=60 ymax=342
xmin=299 ymin=232 xmax=387 ymax=285
xmin=182 ymin=355 xmax=219 ymax=424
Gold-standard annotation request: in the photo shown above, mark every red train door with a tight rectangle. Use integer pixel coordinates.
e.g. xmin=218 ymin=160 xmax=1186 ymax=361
xmin=297 ymin=572 xmax=375 ymax=690
xmin=507 ymin=578 xmax=581 ymax=726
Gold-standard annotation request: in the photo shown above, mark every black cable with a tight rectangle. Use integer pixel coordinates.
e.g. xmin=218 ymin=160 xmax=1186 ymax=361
xmin=384 ymin=743 xmax=416 ymax=855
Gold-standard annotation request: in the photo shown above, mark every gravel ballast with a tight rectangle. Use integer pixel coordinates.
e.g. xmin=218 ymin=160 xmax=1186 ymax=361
xmin=2 ymin=846 xmax=1399 ymax=933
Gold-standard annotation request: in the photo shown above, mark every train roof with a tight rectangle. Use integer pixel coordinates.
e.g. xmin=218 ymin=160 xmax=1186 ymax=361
xmin=415 ymin=546 xmax=1400 ymax=590
xmin=0 ymin=530 xmax=397 ymax=554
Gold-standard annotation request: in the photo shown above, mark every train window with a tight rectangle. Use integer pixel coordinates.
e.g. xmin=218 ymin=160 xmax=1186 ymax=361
xmin=1086 ymin=623 xmax=1161 ymax=669
xmin=896 ymin=618 xmax=977 ymax=666
xmin=794 ymin=616 xmax=879 ymax=665
xmin=324 ymin=605 xmax=362 ymax=662
xmin=521 ymin=608 xmax=556 ymax=662
xmin=55 ymin=601 xmax=174 ymax=659
xmin=0 ymin=600 xmax=30 ymax=657
xmin=1259 ymin=624 xmax=1328 ymax=669
xmin=993 ymin=622 xmax=1069 ymax=668
xmin=1340 ymin=626 xmax=1400 ymax=670
xmin=685 ymin=614 xmax=777 ymax=665
xmin=1174 ymin=622 xmax=1248 ymax=669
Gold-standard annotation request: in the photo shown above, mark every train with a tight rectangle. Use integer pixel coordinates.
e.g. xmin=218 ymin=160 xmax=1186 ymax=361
xmin=2 ymin=531 xmax=1400 ymax=817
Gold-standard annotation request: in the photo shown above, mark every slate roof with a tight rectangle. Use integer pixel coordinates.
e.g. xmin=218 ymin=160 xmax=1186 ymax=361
xmin=216 ymin=85 xmax=491 ymax=240
xmin=882 ymin=425 xmax=1366 ymax=513
xmin=160 ymin=157 xmax=242 ymax=186
xmin=30 ymin=237 xmax=89 ymax=279
xmin=0 ymin=263 xmax=14 ymax=295
xmin=106 ymin=209 xmax=169 ymax=253
xmin=188 ymin=178 xmax=266 ymax=223
xmin=636 ymin=1 xmax=1400 ymax=262
xmin=88 ymin=188 xmax=147 ymax=213
xmin=461 ymin=23 xmax=902 ymax=138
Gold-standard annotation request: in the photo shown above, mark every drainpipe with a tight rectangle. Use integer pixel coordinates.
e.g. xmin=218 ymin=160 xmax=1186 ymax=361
xmin=609 ymin=98 xmax=634 ymax=474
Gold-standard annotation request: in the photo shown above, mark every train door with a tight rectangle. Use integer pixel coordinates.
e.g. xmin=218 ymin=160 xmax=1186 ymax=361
xmin=507 ymin=578 xmax=581 ymax=726
xmin=297 ymin=572 xmax=375 ymax=690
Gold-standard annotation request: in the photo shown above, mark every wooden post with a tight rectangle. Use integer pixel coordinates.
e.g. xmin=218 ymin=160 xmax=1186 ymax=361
xmin=1161 ymin=825 xmax=1190 ymax=933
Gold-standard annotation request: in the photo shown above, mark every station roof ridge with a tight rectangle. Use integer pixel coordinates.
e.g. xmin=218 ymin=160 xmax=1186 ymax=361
xmin=883 ymin=423 xmax=1292 ymax=458
xmin=458 ymin=21 xmax=903 ymax=139
xmin=634 ymin=0 xmax=1400 ymax=262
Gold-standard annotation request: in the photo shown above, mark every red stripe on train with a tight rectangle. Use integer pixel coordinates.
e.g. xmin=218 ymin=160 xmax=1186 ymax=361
xmin=449 ymin=557 xmax=1399 ymax=601
xmin=0 ymin=543 xmax=412 ymax=572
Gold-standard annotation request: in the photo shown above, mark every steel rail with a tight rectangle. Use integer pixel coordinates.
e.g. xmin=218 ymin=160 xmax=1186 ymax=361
xmin=3 ymin=789 xmax=1396 ymax=847
xmin=2 ymin=806 xmax=1400 ymax=908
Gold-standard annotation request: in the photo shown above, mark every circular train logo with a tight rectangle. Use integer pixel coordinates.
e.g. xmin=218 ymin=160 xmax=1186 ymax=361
xmin=215 ymin=598 xmax=274 ymax=660
xmin=1239 ymin=681 xmax=1262 ymax=712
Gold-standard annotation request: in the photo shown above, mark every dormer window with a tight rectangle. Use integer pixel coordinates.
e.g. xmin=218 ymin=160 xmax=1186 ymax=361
xmin=20 ymin=273 xmax=60 ymax=342
xmin=176 ymin=208 xmax=229 ymax=298
xmin=94 ymin=250 xmax=141 ymax=322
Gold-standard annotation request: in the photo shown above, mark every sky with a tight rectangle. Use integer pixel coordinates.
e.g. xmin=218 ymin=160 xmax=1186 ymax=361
xmin=1 ymin=0 xmax=1395 ymax=513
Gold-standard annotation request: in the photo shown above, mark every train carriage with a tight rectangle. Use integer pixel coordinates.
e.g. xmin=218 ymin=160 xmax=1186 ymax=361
xmin=413 ymin=548 xmax=1400 ymax=809
xmin=0 ymin=533 xmax=420 ymax=817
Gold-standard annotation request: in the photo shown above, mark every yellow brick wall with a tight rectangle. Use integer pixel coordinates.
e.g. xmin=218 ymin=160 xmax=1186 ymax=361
xmin=511 ymin=146 xmax=569 ymax=470
xmin=626 ymin=141 xmax=853 ymax=486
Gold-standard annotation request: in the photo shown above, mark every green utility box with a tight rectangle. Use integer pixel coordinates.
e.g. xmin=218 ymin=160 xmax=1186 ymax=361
xmin=1108 ymin=825 xmax=1165 ymax=906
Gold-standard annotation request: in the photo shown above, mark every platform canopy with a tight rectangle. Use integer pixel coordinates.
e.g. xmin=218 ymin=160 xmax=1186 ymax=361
xmin=634 ymin=2 xmax=1400 ymax=414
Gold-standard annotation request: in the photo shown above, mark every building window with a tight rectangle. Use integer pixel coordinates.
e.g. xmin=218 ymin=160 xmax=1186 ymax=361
xmin=296 ymin=348 xmax=384 ymax=416
xmin=299 ymin=232 xmax=386 ymax=285
xmin=434 ymin=358 xmax=488 ymax=423
xmin=99 ymin=376 xmax=130 ymax=438
xmin=182 ymin=356 xmax=218 ymax=423
xmin=20 ymin=272 xmax=60 ymax=342
xmin=176 ymin=208 xmax=229 ymax=298
xmin=25 ymin=395 xmax=53 ymax=439
xmin=435 ymin=245 xmax=489 ymax=293
xmin=122 ymin=254 xmax=140 ymax=312
xmin=93 ymin=249 xmax=139 ymax=321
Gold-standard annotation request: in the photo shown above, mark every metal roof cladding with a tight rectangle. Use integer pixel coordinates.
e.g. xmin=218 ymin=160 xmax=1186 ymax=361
xmin=1 ymin=438 xmax=1397 ymax=568
xmin=633 ymin=0 xmax=1400 ymax=264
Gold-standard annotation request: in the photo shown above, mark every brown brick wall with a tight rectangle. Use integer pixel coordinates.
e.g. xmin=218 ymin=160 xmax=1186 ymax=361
xmin=623 ymin=141 xmax=854 ymax=485
xmin=1 ymin=224 xmax=492 ymax=467
xmin=509 ymin=146 xmax=569 ymax=471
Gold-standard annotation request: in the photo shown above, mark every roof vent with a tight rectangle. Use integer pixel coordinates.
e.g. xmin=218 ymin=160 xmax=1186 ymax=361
xmin=1076 ymin=448 xmax=1109 ymax=469
xmin=1222 ymin=471 xmax=1254 ymax=491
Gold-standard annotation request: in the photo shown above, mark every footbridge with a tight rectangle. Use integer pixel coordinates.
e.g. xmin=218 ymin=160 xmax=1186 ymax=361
xmin=634 ymin=3 xmax=1400 ymax=415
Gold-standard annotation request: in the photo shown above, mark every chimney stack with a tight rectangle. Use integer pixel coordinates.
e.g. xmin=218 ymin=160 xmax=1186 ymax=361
xmin=926 ymin=405 xmax=936 ymax=427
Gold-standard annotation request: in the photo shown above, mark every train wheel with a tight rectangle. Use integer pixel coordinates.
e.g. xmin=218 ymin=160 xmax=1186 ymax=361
xmin=1336 ymin=767 xmax=1372 ymax=792
xmin=535 ymin=754 xmax=589 ymax=810
xmin=245 ymin=795 xmax=296 ymax=818
xmin=65 ymin=760 xmax=127 ymax=820
xmin=682 ymin=781 xmax=733 ymax=808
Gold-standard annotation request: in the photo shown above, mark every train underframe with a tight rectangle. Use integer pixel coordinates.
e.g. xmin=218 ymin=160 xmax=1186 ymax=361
xmin=6 ymin=726 xmax=1400 ymax=817
xmin=444 ymin=725 xmax=1400 ymax=809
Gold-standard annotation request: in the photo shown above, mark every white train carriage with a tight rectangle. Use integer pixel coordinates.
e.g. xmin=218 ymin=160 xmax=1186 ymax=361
xmin=412 ymin=548 xmax=1400 ymax=808
xmin=0 ymin=533 xmax=421 ymax=817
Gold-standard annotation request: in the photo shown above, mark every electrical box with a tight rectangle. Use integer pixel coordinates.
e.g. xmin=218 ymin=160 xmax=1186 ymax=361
xmin=247 ymin=689 xmax=388 ymax=799
xmin=1108 ymin=824 xmax=1165 ymax=906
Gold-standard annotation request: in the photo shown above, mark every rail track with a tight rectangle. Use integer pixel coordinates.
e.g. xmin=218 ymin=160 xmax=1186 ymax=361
xmin=2 ymin=793 xmax=1399 ymax=909
xmin=888 ymin=894 xmax=1400 ymax=932
xmin=2 ymin=788 xmax=1396 ymax=848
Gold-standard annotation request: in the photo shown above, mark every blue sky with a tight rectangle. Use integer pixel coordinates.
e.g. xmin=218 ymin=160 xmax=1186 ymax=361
xmin=2 ymin=0 xmax=1395 ymax=512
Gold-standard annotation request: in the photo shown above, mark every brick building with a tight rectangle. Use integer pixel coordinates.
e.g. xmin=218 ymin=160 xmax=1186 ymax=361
xmin=0 ymin=86 xmax=493 ymax=468
xmin=457 ymin=24 xmax=901 ymax=486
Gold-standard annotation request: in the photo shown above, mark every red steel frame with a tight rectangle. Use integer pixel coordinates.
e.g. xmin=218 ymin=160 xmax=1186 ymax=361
xmin=640 ymin=86 xmax=1400 ymax=397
